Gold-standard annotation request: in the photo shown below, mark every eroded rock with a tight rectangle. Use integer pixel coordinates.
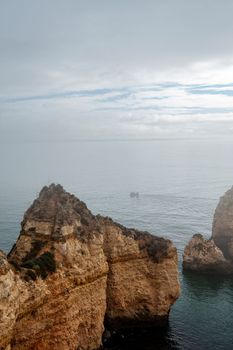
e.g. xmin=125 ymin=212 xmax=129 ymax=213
xmin=212 ymin=186 xmax=233 ymax=259
xmin=183 ymin=186 xmax=233 ymax=274
xmin=183 ymin=233 xmax=233 ymax=274
xmin=0 ymin=184 xmax=180 ymax=350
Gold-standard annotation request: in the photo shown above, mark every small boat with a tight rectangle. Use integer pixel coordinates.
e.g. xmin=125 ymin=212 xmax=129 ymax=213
xmin=130 ymin=192 xmax=139 ymax=198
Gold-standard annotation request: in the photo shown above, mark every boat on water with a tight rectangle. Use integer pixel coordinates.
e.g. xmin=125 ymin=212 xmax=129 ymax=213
xmin=130 ymin=192 xmax=139 ymax=198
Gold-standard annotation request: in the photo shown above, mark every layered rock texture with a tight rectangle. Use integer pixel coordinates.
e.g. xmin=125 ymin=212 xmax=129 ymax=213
xmin=0 ymin=184 xmax=180 ymax=350
xmin=183 ymin=186 xmax=233 ymax=274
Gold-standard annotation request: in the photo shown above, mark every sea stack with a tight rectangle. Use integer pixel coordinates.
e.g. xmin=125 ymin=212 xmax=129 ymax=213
xmin=183 ymin=186 xmax=233 ymax=274
xmin=183 ymin=233 xmax=233 ymax=273
xmin=212 ymin=186 xmax=233 ymax=260
xmin=0 ymin=184 xmax=180 ymax=350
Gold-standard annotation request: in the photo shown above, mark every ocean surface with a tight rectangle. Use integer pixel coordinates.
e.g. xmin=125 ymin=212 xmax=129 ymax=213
xmin=1 ymin=139 xmax=233 ymax=349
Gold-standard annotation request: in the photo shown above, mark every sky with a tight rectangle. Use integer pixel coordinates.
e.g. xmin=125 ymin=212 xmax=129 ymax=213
xmin=1 ymin=0 xmax=233 ymax=141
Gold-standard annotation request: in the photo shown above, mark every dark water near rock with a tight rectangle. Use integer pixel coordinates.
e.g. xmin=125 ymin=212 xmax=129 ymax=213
xmin=1 ymin=139 xmax=233 ymax=349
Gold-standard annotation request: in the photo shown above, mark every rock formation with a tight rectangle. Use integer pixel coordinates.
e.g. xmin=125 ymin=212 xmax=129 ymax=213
xmin=183 ymin=186 xmax=233 ymax=274
xmin=0 ymin=184 xmax=180 ymax=350
xmin=212 ymin=186 xmax=233 ymax=260
xmin=183 ymin=233 xmax=233 ymax=274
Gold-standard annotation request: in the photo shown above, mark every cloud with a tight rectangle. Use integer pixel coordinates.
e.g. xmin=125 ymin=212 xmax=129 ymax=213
xmin=1 ymin=0 xmax=233 ymax=141
xmin=188 ymin=88 xmax=233 ymax=97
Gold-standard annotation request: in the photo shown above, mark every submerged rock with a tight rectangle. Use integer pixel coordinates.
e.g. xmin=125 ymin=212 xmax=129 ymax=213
xmin=0 ymin=184 xmax=180 ymax=350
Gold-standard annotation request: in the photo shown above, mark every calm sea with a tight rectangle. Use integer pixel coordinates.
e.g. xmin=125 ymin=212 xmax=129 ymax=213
xmin=1 ymin=139 xmax=233 ymax=349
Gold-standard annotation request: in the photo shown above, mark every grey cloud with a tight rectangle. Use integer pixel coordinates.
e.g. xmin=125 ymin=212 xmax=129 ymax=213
xmin=1 ymin=0 xmax=233 ymax=141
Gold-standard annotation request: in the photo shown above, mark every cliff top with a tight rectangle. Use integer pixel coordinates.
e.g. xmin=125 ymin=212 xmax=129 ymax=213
xmin=8 ymin=184 xmax=175 ymax=272
xmin=23 ymin=183 xmax=94 ymax=226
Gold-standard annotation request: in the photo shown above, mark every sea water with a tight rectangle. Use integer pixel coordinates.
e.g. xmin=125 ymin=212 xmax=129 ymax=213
xmin=1 ymin=139 xmax=233 ymax=349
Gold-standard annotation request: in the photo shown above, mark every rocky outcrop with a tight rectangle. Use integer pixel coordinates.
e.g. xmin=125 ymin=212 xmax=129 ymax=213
xmin=183 ymin=233 xmax=233 ymax=274
xmin=212 ymin=186 xmax=233 ymax=260
xmin=0 ymin=184 xmax=180 ymax=350
xmin=183 ymin=186 xmax=233 ymax=274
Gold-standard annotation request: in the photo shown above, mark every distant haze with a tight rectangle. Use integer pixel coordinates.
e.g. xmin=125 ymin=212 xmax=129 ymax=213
xmin=1 ymin=0 xmax=233 ymax=141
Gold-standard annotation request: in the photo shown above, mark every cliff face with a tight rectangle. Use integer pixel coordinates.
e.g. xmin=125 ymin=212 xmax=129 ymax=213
xmin=183 ymin=186 xmax=233 ymax=274
xmin=102 ymin=221 xmax=179 ymax=329
xmin=0 ymin=184 xmax=180 ymax=350
xmin=212 ymin=186 xmax=233 ymax=260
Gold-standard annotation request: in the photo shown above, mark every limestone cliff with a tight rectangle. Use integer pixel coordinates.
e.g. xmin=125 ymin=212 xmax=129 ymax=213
xmin=0 ymin=184 xmax=180 ymax=350
xmin=212 ymin=186 xmax=233 ymax=260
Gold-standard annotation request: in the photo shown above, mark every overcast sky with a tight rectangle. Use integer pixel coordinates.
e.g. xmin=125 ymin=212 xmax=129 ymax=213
xmin=1 ymin=0 xmax=233 ymax=141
